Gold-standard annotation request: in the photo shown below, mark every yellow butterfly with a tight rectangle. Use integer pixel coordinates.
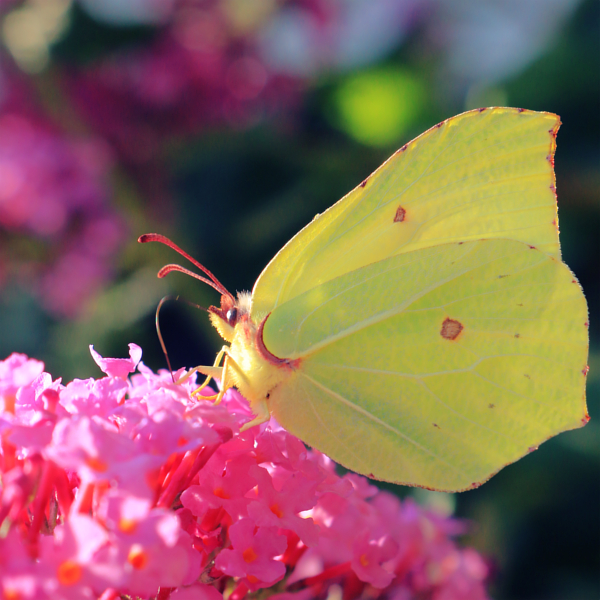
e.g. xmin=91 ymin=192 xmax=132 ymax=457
xmin=141 ymin=107 xmax=589 ymax=492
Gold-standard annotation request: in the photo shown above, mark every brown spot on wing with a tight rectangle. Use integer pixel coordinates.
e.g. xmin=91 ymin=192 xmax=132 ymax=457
xmin=488 ymin=403 xmax=495 ymax=409
xmin=440 ymin=318 xmax=463 ymax=340
xmin=360 ymin=178 xmax=368 ymax=188
xmin=394 ymin=206 xmax=406 ymax=222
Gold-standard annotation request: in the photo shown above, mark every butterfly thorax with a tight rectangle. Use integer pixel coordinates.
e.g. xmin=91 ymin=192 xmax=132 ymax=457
xmin=209 ymin=292 xmax=294 ymax=415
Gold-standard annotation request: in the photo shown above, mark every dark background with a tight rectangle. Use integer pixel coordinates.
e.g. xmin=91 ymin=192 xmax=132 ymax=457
xmin=0 ymin=1 xmax=598 ymax=597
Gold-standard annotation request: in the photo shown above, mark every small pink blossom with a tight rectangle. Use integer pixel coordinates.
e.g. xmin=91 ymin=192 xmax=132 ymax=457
xmin=214 ymin=518 xmax=287 ymax=586
xmin=0 ymin=353 xmax=44 ymax=413
xmin=90 ymin=343 xmax=142 ymax=379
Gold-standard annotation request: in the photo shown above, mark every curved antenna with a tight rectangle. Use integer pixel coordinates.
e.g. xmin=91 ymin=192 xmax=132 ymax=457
xmin=139 ymin=233 xmax=234 ymax=301
xmin=155 ymin=295 xmax=207 ymax=383
xmin=157 ymin=264 xmax=224 ymax=291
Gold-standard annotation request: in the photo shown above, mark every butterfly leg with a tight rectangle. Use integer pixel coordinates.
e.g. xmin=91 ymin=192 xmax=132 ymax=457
xmin=177 ymin=346 xmax=229 ymax=400
xmin=190 ymin=347 xmax=248 ymax=406
xmin=239 ymin=399 xmax=270 ymax=432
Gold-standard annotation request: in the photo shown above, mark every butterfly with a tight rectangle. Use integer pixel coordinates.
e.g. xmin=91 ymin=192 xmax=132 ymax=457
xmin=140 ymin=107 xmax=589 ymax=492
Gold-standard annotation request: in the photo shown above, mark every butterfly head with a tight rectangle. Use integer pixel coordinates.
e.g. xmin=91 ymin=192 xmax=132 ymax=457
xmin=208 ymin=291 xmax=252 ymax=342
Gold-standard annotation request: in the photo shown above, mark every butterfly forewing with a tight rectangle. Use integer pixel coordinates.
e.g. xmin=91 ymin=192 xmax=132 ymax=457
xmin=251 ymin=108 xmax=560 ymax=319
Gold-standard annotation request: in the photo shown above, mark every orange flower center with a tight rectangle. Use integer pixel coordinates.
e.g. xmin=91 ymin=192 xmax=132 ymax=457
xmin=118 ymin=517 xmax=138 ymax=534
xmin=127 ymin=544 xmax=149 ymax=570
xmin=84 ymin=456 xmax=108 ymax=472
xmin=57 ymin=560 xmax=82 ymax=586
xmin=213 ymin=487 xmax=230 ymax=499
xmin=242 ymin=547 xmax=258 ymax=563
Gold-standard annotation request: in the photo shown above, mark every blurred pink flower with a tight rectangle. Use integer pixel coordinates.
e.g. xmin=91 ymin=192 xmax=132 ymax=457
xmin=0 ymin=104 xmax=127 ymax=318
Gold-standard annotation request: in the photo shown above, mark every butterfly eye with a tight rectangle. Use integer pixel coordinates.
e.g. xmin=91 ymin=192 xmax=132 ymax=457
xmin=226 ymin=308 xmax=238 ymax=325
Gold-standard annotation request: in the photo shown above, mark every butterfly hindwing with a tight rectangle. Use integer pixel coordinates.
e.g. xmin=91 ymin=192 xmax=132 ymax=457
xmin=266 ymin=239 xmax=588 ymax=490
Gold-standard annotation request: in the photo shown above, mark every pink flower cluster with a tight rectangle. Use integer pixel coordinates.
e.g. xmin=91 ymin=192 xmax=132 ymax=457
xmin=0 ymin=108 xmax=125 ymax=317
xmin=67 ymin=5 xmax=304 ymax=167
xmin=0 ymin=346 xmax=491 ymax=599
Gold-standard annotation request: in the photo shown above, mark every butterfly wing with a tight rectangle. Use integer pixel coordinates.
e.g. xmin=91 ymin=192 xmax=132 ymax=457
xmin=251 ymin=108 xmax=561 ymax=319
xmin=265 ymin=239 xmax=588 ymax=491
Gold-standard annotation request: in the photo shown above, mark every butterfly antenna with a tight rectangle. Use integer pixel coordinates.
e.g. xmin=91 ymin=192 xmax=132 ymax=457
xmin=155 ymin=295 xmax=207 ymax=383
xmin=139 ymin=233 xmax=234 ymax=301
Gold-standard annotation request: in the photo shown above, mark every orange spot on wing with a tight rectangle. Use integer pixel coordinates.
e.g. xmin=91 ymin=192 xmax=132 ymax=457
xmin=440 ymin=318 xmax=463 ymax=340
xmin=394 ymin=206 xmax=406 ymax=222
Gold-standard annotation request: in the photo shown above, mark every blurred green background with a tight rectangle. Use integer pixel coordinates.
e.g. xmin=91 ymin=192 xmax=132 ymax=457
xmin=0 ymin=1 xmax=598 ymax=597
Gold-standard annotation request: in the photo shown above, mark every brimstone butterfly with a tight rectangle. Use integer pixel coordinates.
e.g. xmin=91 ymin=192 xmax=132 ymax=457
xmin=140 ymin=107 xmax=589 ymax=492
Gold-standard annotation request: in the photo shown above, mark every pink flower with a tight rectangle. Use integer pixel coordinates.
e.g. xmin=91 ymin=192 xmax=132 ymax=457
xmin=215 ymin=518 xmax=287 ymax=586
xmin=0 ymin=105 xmax=126 ymax=318
xmin=351 ymin=532 xmax=399 ymax=588
xmin=170 ymin=582 xmax=223 ymax=600
xmin=0 ymin=353 xmax=44 ymax=413
xmin=38 ymin=514 xmax=111 ymax=599
xmin=90 ymin=343 xmax=142 ymax=380
xmin=247 ymin=464 xmax=319 ymax=546
xmin=0 ymin=346 xmax=491 ymax=598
